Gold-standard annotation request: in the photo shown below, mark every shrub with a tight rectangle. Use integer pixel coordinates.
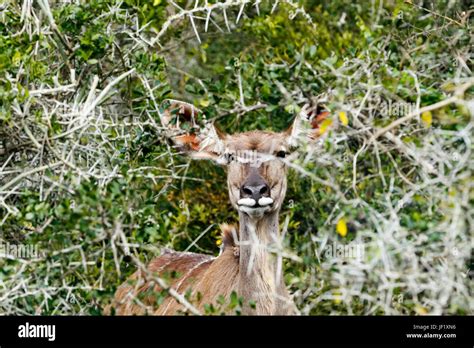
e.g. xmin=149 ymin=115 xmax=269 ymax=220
xmin=0 ymin=0 xmax=472 ymax=315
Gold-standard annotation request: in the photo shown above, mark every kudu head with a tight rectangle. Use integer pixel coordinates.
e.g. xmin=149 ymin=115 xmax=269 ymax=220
xmin=161 ymin=100 xmax=328 ymax=221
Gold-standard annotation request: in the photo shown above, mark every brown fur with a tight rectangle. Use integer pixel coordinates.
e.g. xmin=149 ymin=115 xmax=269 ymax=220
xmin=110 ymin=226 xmax=240 ymax=315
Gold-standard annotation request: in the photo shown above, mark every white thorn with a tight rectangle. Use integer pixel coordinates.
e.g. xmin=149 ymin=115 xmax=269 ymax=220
xmin=236 ymin=2 xmax=246 ymax=24
xmin=189 ymin=15 xmax=201 ymax=43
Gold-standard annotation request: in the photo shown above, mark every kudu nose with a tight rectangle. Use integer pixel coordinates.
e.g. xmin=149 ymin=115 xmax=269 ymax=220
xmin=240 ymin=183 xmax=270 ymax=202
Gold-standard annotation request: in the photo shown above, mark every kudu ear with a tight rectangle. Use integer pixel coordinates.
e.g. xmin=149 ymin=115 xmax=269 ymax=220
xmin=285 ymin=104 xmax=331 ymax=148
xmin=160 ymin=99 xmax=226 ymax=161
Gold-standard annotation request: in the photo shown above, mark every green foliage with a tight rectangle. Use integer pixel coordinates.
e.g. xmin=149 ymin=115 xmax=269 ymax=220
xmin=0 ymin=0 xmax=472 ymax=315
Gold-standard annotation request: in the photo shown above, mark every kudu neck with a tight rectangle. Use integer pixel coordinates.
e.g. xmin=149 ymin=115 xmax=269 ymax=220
xmin=237 ymin=210 xmax=282 ymax=314
xmin=238 ymin=210 xmax=280 ymax=244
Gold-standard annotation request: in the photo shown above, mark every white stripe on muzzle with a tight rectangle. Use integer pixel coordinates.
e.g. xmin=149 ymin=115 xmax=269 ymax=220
xmin=237 ymin=198 xmax=256 ymax=207
xmin=258 ymin=197 xmax=274 ymax=206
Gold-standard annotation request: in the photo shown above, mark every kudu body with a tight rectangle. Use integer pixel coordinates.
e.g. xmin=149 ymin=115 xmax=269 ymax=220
xmin=109 ymin=100 xmax=327 ymax=315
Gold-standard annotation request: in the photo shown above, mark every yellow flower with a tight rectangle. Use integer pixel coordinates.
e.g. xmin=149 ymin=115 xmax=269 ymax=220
xmin=23 ymin=221 xmax=34 ymax=230
xmin=216 ymin=239 xmax=222 ymax=246
xmin=415 ymin=305 xmax=428 ymax=315
xmin=336 ymin=218 xmax=348 ymax=237
xmin=421 ymin=111 xmax=432 ymax=127
xmin=199 ymin=99 xmax=210 ymax=107
xmin=12 ymin=51 xmax=22 ymax=65
xmin=339 ymin=111 xmax=349 ymax=126
xmin=333 ymin=289 xmax=342 ymax=304
xmin=319 ymin=119 xmax=333 ymax=135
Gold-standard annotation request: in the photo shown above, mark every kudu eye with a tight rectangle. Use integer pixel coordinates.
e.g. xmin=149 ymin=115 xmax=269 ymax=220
xmin=276 ymin=150 xmax=286 ymax=158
